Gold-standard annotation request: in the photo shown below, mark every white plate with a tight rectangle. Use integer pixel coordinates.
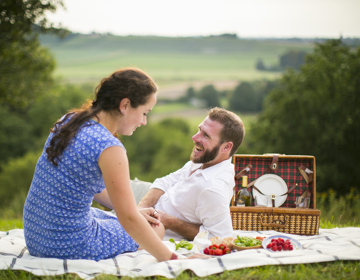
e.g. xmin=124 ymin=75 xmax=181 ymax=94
xmin=252 ymin=174 xmax=288 ymax=207
xmin=262 ymin=235 xmax=302 ymax=251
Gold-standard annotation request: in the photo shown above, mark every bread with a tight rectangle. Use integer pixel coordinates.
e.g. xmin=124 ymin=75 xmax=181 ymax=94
xmin=209 ymin=236 xmax=235 ymax=249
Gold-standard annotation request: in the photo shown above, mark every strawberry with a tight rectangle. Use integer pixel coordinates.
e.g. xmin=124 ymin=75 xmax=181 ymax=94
xmin=211 ymin=244 xmax=219 ymax=250
xmin=219 ymin=243 xmax=226 ymax=250
xmin=223 ymin=247 xmax=231 ymax=254
xmin=209 ymin=249 xmax=214 ymax=255
xmin=203 ymin=247 xmax=209 ymax=255
xmin=214 ymin=248 xmax=223 ymax=256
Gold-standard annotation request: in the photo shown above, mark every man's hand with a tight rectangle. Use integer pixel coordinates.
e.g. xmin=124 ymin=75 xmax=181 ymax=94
xmin=138 ymin=208 xmax=161 ymax=227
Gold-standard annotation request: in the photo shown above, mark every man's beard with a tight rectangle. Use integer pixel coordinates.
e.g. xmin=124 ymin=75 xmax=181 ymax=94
xmin=190 ymin=143 xmax=221 ymax=164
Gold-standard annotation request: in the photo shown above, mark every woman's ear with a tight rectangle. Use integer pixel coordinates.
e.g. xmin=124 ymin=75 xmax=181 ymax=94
xmin=119 ymin=98 xmax=131 ymax=114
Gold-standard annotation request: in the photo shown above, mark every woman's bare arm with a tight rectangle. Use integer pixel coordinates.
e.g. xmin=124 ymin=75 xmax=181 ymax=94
xmin=99 ymin=146 xmax=173 ymax=261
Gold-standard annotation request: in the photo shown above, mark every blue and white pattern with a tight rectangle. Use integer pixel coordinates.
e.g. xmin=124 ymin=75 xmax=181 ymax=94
xmin=23 ymin=119 xmax=139 ymax=261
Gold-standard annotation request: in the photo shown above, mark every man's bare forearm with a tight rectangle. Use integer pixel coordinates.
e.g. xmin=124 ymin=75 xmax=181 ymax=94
xmin=159 ymin=211 xmax=200 ymax=241
xmin=138 ymin=188 xmax=164 ymax=208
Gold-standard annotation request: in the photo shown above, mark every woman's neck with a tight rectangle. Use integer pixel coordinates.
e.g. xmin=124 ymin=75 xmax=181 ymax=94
xmin=93 ymin=111 xmax=118 ymax=135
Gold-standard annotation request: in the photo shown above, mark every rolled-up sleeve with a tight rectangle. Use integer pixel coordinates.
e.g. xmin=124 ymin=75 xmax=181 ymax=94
xmin=196 ymin=180 xmax=233 ymax=238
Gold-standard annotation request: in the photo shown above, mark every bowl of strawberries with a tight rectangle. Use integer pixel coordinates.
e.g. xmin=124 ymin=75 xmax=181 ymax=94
xmin=203 ymin=243 xmax=232 ymax=256
xmin=262 ymin=235 xmax=302 ymax=252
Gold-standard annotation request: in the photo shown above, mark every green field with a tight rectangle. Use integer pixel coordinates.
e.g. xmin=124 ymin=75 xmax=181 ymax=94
xmin=41 ymin=34 xmax=314 ymax=87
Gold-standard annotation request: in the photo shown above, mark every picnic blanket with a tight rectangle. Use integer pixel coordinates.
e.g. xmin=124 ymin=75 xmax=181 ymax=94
xmin=1 ymin=227 xmax=360 ymax=279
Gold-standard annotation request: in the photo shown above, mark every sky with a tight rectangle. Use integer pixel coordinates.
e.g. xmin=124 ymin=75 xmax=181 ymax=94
xmin=47 ymin=0 xmax=360 ymax=38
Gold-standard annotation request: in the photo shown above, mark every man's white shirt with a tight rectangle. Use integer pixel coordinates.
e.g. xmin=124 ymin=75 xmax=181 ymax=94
xmin=151 ymin=158 xmax=235 ymax=240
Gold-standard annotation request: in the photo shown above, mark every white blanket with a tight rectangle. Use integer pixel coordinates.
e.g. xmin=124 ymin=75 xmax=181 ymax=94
xmin=1 ymin=228 xmax=360 ymax=279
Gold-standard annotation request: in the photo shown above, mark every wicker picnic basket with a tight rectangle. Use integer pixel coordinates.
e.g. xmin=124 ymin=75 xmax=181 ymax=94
xmin=230 ymin=154 xmax=320 ymax=235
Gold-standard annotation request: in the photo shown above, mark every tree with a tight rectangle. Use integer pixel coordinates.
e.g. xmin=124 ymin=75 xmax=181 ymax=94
xmin=229 ymin=82 xmax=257 ymax=112
xmin=0 ymin=0 xmax=65 ymax=45
xmin=198 ymin=85 xmax=220 ymax=108
xmin=249 ymin=40 xmax=360 ymax=193
xmin=279 ymin=50 xmax=307 ymax=70
xmin=256 ymin=59 xmax=266 ymax=71
xmin=0 ymin=0 xmax=66 ymax=110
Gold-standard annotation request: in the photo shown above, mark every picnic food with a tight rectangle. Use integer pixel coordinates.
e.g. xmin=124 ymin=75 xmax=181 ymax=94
xmin=169 ymin=238 xmax=193 ymax=251
xmin=203 ymin=243 xmax=232 ymax=256
xmin=266 ymin=237 xmax=294 ymax=251
xmin=234 ymin=236 xmax=262 ymax=247
xmin=209 ymin=236 xmax=234 ymax=249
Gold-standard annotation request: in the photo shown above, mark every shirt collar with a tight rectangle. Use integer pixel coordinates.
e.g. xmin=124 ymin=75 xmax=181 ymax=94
xmin=190 ymin=158 xmax=233 ymax=181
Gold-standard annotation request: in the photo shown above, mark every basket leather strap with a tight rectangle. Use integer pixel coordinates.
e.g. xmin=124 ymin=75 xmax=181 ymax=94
xmin=235 ymin=164 xmax=253 ymax=180
xmin=298 ymin=165 xmax=313 ymax=184
xmin=298 ymin=165 xmax=314 ymax=199
xmin=268 ymin=154 xmax=279 ymax=172
xmin=253 ymin=184 xmax=297 ymax=207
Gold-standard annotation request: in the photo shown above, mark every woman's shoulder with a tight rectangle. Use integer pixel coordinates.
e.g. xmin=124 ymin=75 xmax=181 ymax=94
xmin=79 ymin=120 xmax=123 ymax=148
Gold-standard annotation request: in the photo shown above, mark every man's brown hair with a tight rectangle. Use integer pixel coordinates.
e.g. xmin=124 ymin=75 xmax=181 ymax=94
xmin=208 ymin=107 xmax=245 ymax=156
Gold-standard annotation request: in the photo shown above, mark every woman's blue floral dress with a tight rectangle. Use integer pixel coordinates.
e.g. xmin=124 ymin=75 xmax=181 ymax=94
xmin=23 ymin=119 xmax=139 ymax=260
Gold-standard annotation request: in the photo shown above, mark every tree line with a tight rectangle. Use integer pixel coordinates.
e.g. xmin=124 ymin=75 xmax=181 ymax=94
xmin=177 ymin=80 xmax=277 ymax=113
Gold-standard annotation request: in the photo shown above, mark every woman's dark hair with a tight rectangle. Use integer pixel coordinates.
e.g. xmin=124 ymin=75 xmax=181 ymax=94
xmin=46 ymin=68 xmax=157 ymax=165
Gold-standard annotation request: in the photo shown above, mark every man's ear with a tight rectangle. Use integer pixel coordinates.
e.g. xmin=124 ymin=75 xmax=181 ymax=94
xmin=221 ymin=141 xmax=233 ymax=154
xmin=119 ymin=98 xmax=131 ymax=114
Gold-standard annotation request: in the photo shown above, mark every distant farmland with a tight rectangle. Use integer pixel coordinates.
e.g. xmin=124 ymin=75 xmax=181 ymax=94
xmin=41 ymin=34 xmax=314 ymax=99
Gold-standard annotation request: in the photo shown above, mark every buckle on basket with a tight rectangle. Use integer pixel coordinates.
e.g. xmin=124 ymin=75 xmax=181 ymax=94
xmin=271 ymin=194 xmax=276 ymax=207
xmin=268 ymin=154 xmax=279 ymax=172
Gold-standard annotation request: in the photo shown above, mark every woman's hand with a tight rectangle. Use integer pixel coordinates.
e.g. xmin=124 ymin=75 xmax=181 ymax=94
xmin=139 ymin=208 xmax=161 ymax=227
xmin=186 ymin=253 xmax=211 ymax=259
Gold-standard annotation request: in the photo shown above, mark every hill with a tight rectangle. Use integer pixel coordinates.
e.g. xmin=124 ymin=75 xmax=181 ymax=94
xmin=40 ymin=33 xmax=315 ymax=99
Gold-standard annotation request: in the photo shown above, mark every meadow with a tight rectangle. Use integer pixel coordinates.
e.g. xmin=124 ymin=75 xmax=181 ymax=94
xmin=40 ymin=34 xmax=313 ymax=92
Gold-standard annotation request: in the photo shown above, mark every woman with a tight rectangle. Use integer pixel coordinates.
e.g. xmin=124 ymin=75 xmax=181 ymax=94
xmin=23 ymin=68 xmax=201 ymax=261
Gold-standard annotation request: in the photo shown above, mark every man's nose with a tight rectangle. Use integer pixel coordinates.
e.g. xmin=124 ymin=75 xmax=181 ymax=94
xmin=192 ymin=132 xmax=199 ymax=142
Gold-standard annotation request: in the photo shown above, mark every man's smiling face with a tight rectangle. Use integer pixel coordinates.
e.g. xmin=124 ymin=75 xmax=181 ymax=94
xmin=190 ymin=116 xmax=224 ymax=167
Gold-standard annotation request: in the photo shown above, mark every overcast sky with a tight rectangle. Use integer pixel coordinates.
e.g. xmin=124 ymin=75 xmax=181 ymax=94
xmin=47 ymin=0 xmax=360 ymax=38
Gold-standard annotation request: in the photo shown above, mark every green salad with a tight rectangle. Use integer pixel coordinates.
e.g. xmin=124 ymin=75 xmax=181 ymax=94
xmin=169 ymin=238 xmax=193 ymax=251
xmin=234 ymin=236 xmax=262 ymax=247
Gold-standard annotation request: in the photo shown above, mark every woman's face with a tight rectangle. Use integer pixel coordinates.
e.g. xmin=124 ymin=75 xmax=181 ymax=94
xmin=119 ymin=93 xmax=157 ymax=136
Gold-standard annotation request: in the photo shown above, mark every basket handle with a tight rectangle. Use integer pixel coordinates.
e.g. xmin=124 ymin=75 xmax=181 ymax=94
xmin=259 ymin=214 xmax=289 ymax=228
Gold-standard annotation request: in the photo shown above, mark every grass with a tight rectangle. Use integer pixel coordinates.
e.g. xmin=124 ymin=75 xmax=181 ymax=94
xmin=0 ymin=261 xmax=359 ymax=280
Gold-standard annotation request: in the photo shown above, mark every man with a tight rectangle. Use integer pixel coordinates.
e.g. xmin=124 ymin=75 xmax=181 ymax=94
xmin=138 ymin=107 xmax=245 ymax=240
